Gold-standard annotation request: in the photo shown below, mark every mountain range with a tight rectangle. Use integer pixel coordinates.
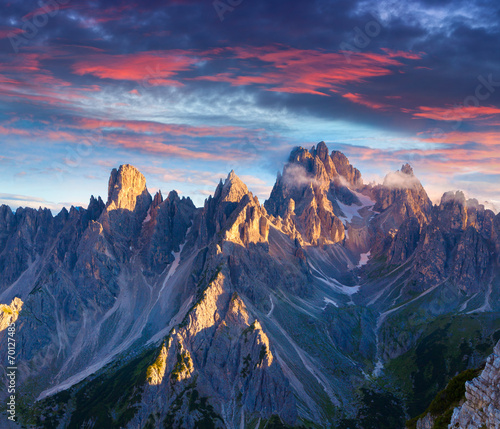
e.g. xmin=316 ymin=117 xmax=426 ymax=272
xmin=1 ymin=142 xmax=499 ymax=428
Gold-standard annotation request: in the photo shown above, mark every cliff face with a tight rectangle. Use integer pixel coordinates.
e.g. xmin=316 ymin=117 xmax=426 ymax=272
xmin=132 ymin=269 xmax=296 ymax=428
xmin=265 ymin=141 xmax=357 ymax=246
xmin=372 ymin=163 xmax=433 ymax=231
xmin=449 ymin=341 xmax=500 ymax=429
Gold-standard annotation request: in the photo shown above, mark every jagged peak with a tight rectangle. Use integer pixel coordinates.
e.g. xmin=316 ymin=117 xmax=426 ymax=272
xmin=440 ymin=190 xmax=466 ymax=206
xmin=289 ymin=146 xmax=313 ymax=164
xmin=152 ymin=190 xmax=163 ymax=209
xmin=286 ymin=143 xmax=362 ymax=187
xmin=88 ymin=194 xmax=104 ymax=208
xmin=221 ymin=170 xmax=249 ymax=203
xmin=382 ymin=166 xmax=422 ymax=190
xmin=401 ymin=163 xmax=414 ymax=176
xmin=166 ymin=190 xmax=178 ymax=201
xmin=107 ymin=164 xmax=150 ymax=211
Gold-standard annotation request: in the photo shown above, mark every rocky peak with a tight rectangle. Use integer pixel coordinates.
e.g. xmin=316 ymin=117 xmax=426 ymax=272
xmin=107 ymin=164 xmax=150 ymax=212
xmin=401 ymin=163 xmax=414 ymax=176
xmin=311 ymin=141 xmax=329 ymax=162
xmin=152 ymin=190 xmax=163 ymax=209
xmin=286 ymin=143 xmax=361 ymax=187
xmin=199 ymin=172 xmax=269 ymax=246
xmin=265 ymin=142 xmax=353 ymax=245
xmin=441 ymin=190 xmax=466 ymax=206
xmin=220 ymin=170 xmax=249 ymax=203
xmin=87 ymin=195 xmax=105 ymax=220
xmin=141 ymin=188 xmax=195 ymax=274
xmin=288 ymin=146 xmax=314 ymax=169
xmin=438 ymin=191 xmax=468 ymax=231
xmin=373 ymin=164 xmax=433 ymax=229
xmin=331 ymin=150 xmax=363 ymax=186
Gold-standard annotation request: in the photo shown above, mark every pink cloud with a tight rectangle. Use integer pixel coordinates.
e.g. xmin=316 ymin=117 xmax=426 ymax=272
xmin=412 ymin=105 xmax=500 ymax=121
xmin=73 ymin=50 xmax=203 ymax=84
xmin=342 ymin=92 xmax=389 ymax=110
xmin=195 ymin=46 xmax=422 ymax=95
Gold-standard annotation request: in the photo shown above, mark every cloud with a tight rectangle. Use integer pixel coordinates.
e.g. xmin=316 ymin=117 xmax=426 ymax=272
xmin=412 ymin=105 xmax=500 ymax=121
xmin=382 ymin=170 xmax=421 ymax=189
xmin=0 ymin=27 xmax=25 ymax=39
xmin=342 ymin=92 xmax=389 ymax=110
xmin=76 ymin=118 xmax=248 ymax=138
xmin=282 ymin=164 xmax=318 ymax=188
xmin=194 ymin=46 xmax=422 ymax=96
xmin=73 ymin=50 xmax=203 ymax=85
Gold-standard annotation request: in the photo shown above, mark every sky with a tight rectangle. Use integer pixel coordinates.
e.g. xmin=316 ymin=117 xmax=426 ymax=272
xmin=0 ymin=0 xmax=499 ymax=212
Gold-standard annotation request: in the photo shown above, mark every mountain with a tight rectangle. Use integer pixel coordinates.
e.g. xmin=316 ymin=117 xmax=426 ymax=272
xmin=0 ymin=143 xmax=499 ymax=428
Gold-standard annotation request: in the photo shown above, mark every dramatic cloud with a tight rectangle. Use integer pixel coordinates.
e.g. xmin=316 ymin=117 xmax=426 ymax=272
xmin=0 ymin=0 xmax=498 ymax=210
xmin=195 ymin=46 xmax=422 ymax=95
xmin=73 ymin=51 xmax=203 ymax=85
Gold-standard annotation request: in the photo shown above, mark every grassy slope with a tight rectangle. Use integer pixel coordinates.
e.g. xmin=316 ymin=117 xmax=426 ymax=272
xmin=406 ymin=367 xmax=482 ymax=429
xmin=384 ymin=313 xmax=500 ymax=419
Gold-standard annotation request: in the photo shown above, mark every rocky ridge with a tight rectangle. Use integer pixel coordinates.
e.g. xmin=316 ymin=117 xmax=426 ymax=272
xmin=0 ymin=142 xmax=499 ymax=428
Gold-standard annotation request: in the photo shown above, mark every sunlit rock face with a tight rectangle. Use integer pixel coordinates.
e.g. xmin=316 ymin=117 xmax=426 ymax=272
xmin=133 ymin=270 xmax=296 ymax=428
xmin=265 ymin=142 xmax=359 ymax=246
xmin=0 ymin=297 xmax=22 ymax=331
xmin=107 ymin=164 xmax=150 ymax=212
xmin=199 ymin=170 xmax=269 ymax=247
xmin=372 ymin=163 xmax=433 ymax=231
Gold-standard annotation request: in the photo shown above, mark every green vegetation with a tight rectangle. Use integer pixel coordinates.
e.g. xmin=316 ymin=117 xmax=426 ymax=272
xmin=384 ymin=313 xmax=500 ymax=418
xmin=338 ymin=389 xmax=405 ymax=429
xmin=406 ymin=367 xmax=481 ymax=429
xmin=241 ymin=353 xmax=252 ymax=377
xmin=32 ymin=346 xmax=159 ymax=428
xmin=258 ymin=344 xmax=267 ymax=366
xmin=146 ymin=339 xmax=168 ymax=383
xmin=171 ymin=349 xmax=193 ymax=382
xmin=253 ymin=414 xmax=308 ymax=428
xmin=163 ymin=380 xmax=223 ymax=429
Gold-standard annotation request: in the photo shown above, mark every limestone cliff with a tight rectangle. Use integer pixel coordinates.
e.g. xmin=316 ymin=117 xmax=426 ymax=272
xmin=449 ymin=341 xmax=500 ymax=429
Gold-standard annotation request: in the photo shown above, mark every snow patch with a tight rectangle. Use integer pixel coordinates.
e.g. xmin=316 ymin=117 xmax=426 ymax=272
xmin=337 ymin=190 xmax=375 ymax=226
xmin=311 ymin=269 xmax=360 ymax=296
xmin=357 ymin=251 xmax=371 ymax=267
xmin=267 ymin=294 xmax=275 ymax=317
xmin=322 ymin=297 xmax=338 ymax=309
xmin=143 ymin=208 xmax=152 ymax=224
xmin=337 ymin=201 xmax=359 ymax=224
